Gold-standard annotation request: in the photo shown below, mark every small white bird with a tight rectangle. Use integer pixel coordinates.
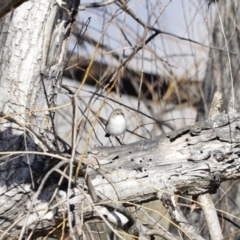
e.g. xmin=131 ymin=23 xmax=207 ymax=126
xmin=105 ymin=109 xmax=127 ymax=137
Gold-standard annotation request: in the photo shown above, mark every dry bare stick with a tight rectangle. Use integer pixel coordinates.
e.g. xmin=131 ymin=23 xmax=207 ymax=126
xmin=77 ymin=0 xmax=228 ymax=57
xmin=215 ymin=3 xmax=235 ymax=109
xmin=67 ymin=94 xmax=79 ymax=240
xmin=159 ymin=193 xmax=205 ymax=240
xmin=62 ymin=85 xmax=150 ymax=139
xmin=77 ymin=186 xmax=126 ymax=240
xmin=117 ymin=0 xmax=239 ymax=55
xmin=67 ymin=22 xmax=110 ymax=238
xmin=197 ymin=91 xmax=223 ymax=240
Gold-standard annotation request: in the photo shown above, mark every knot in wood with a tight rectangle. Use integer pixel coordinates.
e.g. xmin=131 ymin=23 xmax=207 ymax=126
xmin=212 ymin=150 xmax=225 ymax=162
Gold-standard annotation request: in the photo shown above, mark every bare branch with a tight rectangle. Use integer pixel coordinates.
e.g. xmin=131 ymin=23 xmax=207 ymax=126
xmin=79 ymin=0 xmax=117 ymax=10
xmin=117 ymin=0 xmax=239 ymax=55
xmin=197 ymin=90 xmax=223 ymax=240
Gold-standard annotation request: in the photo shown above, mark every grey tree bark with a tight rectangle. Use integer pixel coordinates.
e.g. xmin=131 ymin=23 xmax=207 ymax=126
xmin=194 ymin=1 xmax=240 ymax=239
xmin=197 ymin=0 xmax=240 ymax=121
xmin=1 ymin=0 xmax=240 ymax=240
xmin=0 ymin=0 xmax=80 ymax=239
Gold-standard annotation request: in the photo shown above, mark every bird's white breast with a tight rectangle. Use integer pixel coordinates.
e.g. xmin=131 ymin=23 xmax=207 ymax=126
xmin=106 ymin=115 xmax=127 ymax=136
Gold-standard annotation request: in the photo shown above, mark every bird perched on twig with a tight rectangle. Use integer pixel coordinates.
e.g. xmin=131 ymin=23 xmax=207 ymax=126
xmin=105 ymin=109 xmax=127 ymax=138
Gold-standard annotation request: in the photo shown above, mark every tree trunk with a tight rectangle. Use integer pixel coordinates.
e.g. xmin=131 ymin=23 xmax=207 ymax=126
xmin=195 ymin=1 xmax=240 ymax=239
xmin=0 ymin=0 xmax=79 ymax=238
xmin=197 ymin=0 xmax=240 ymax=121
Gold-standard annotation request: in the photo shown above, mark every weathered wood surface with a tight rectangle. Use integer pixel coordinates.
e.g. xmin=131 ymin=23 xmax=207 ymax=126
xmin=1 ymin=0 xmax=240 ymax=239
xmin=1 ymin=110 xmax=240 ymax=238
xmin=76 ymin=111 xmax=240 ymax=239
xmin=195 ymin=2 xmax=240 ymax=238
xmin=88 ymin=111 xmax=240 ymax=200
xmin=0 ymin=0 xmax=80 ymax=239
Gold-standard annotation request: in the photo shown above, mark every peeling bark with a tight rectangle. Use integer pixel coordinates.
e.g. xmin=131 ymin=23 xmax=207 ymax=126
xmin=196 ymin=1 xmax=240 ymax=239
xmin=0 ymin=0 xmax=79 ymax=239
xmin=1 ymin=110 xmax=240 ymax=238
xmin=1 ymin=0 xmax=240 ymax=239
